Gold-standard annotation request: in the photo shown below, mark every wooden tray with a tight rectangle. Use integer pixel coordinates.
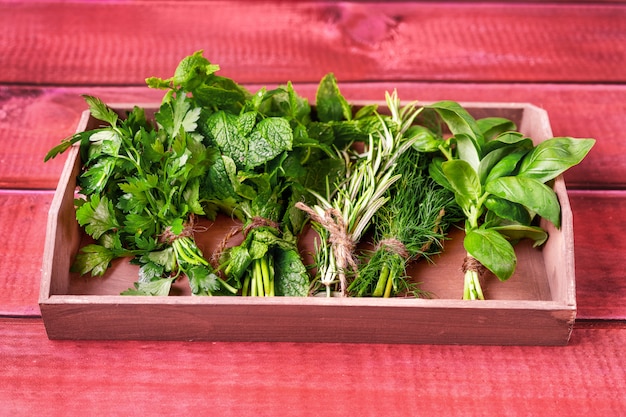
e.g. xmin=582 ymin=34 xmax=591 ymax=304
xmin=39 ymin=102 xmax=576 ymax=345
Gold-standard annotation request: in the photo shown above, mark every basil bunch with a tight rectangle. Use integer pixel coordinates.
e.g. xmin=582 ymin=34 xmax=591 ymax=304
xmin=415 ymin=101 xmax=594 ymax=299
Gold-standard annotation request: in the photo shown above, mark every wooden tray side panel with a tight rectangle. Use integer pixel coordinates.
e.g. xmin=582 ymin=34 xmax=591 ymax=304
xmin=542 ymin=178 xmax=576 ymax=307
xmin=40 ymin=298 xmax=574 ymax=346
xmin=39 ymin=111 xmax=92 ymax=301
xmin=518 ymin=104 xmax=576 ymax=307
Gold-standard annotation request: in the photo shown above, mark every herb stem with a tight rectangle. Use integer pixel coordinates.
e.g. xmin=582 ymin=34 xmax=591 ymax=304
xmin=373 ymin=263 xmax=390 ymax=297
xmin=242 ymin=275 xmax=250 ymax=296
xmin=383 ymin=269 xmax=394 ymax=298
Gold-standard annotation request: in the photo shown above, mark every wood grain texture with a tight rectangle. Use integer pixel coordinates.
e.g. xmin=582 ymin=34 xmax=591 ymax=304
xmin=1 ymin=1 xmax=624 ymax=85
xmin=0 ymin=191 xmax=53 ymax=316
xmin=2 ymin=83 xmax=625 ymax=190
xmin=570 ymin=190 xmax=626 ymax=320
xmin=2 ymin=318 xmax=626 ymax=417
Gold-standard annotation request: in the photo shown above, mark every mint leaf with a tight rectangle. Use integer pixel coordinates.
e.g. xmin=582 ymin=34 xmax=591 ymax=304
xmin=315 ymin=73 xmax=351 ymax=122
xmin=246 ymin=117 xmax=293 ymax=169
xmin=275 ymin=248 xmax=309 ymax=296
xmin=173 ymin=50 xmax=220 ymax=91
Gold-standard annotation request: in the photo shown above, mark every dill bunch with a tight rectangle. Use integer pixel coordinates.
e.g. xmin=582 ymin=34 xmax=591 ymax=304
xmin=348 ymin=148 xmax=461 ymax=297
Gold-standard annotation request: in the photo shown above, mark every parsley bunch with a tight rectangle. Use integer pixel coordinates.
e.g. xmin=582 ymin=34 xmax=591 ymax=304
xmin=45 ymin=91 xmax=238 ymax=295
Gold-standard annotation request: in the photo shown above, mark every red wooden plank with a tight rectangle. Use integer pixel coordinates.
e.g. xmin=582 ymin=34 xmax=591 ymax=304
xmin=2 ymin=83 xmax=624 ymax=190
xmin=1 ymin=2 xmax=624 ymax=85
xmin=0 ymin=191 xmax=52 ymax=316
xmin=1 ymin=318 xmax=625 ymax=416
xmin=570 ymin=190 xmax=626 ymax=320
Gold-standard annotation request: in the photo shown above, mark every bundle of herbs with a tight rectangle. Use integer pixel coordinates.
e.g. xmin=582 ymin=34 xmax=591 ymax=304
xmin=348 ymin=147 xmax=461 ymax=297
xmin=44 ymin=93 xmax=234 ymax=296
xmin=44 ymin=51 xmax=384 ymax=297
xmin=415 ymin=101 xmax=595 ymax=299
xmin=45 ymin=51 xmax=594 ymax=301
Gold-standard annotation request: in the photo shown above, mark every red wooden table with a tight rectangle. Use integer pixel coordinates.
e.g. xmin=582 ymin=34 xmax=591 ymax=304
xmin=2 ymin=1 xmax=626 ymax=415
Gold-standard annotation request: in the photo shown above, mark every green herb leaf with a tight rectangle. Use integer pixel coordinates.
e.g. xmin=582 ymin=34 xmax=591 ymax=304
xmin=491 ymin=224 xmax=549 ymax=247
xmin=79 ymin=157 xmax=116 ymax=195
xmin=464 ymin=228 xmax=517 ymax=281
xmin=122 ymin=277 xmax=175 ymax=296
xmin=173 ymin=50 xmax=220 ymax=91
xmin=70 ymin=244 xmax=117 ymax=276
xmin=187 ymin=265 xmax=221 ymax=295
xmin=75 ymin=194 xmax=120 ymax=239
xmin=455 ymin=134 xmax=481 ymax=171
xmin=477 ymin=117 xmax=516 ymax=140
xmin=486 ymin=176 xmax=561 ymax=228
xmin=483 ymin=149 xmax=529 ymax=184
xmin=246 ymin=117 xmax=293 ymax=169
xmin=315 ymin=73 xmax=352 ymax=122
xmin=274 ymin=248 xmax=309 ymax=296
xmin=82 ymin=95 xmax=119 ymax=126
xmin=427 ymin=101 xmax=482 ymax=144
xmin=518 ymin=137 xmax=595 ymax=183
xmin=484 ymin=195 xmax=531 ymax=225
xmin=442 ymin=159 xmax=482 ymax=202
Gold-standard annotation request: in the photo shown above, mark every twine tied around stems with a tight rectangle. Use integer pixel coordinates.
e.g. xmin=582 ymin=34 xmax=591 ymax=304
xmin=295 ymin=202 xmax=357 ymax=296
xmin=462 ymin=255 xmax=488 ymax=276
xmin=210 ymin=226 xmax=240 ymax=270
xmin=242 ymin=216 xmax=280 ymax=238
xmin=158 ymin=215 xmax=207 ymax=244
xmin=376 ymin=238 xmax=410 ymax=259
xmin=209 ymin=216 xmax=280 ymax=270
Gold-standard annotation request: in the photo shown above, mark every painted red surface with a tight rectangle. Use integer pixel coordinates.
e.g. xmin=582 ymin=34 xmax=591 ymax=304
xmin=1 ymin=1 xmax=625 ymax=415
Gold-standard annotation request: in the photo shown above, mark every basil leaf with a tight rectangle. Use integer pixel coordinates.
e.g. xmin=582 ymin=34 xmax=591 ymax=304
xmin=482 ymin=132 xmax=532 ymax=155
xmin=455 ymin=134 xmax=480 ymax=172
xmin=518 ymin=137 xmax=595 ymax=183
xmin=409 ymin=125 xmax=444 ymax=153
xmin=442 ymin=159 xmax=482 ymax=202
xmin=428 ymin=158 xmax=454 ymax=192
xmin=486 ymin=176 xmax=561 ymax=228
xmin=464 ymin=228 xmax=517 ymax=281
xmin=483 ymin=149 xmax=529 ymax=184
xmin=484 ymin=195 xmax=531 ymax=225
xmin=427 ymin=101 xmax=482 ymax=144
xmin=477 ymin=117 xmax=517 ymax=140
xmin=491 ymin=224 xmax=548 ymax=247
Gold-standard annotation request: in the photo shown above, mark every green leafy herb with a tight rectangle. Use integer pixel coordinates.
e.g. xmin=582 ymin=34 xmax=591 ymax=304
xmin=419 ymin=101 xmax=595 ymax=299
xmin=348 ymin=148 xmax=461 ymax=297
